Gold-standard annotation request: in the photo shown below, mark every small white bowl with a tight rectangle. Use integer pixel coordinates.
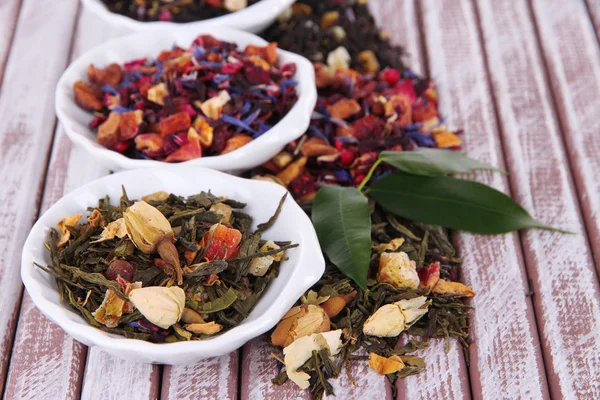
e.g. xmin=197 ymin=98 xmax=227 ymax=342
xmin=21 ymin=167 xmax=324 ymax=364
xmin=55 ymin=28 xmax=316 ymax=172
xmin=82 ymin=0 xmax=295 ymax=34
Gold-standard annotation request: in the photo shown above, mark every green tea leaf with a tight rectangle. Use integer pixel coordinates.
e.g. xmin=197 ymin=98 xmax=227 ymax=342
xmin=187 ymin=288 xmax=238 ymax=313
xmin=369 ymin=173 xmax=564 ymax=234
xmin=379 ymin=149 xmax=507 ymax=177
xmin=312 ymin=186 xmax=371 ymax=290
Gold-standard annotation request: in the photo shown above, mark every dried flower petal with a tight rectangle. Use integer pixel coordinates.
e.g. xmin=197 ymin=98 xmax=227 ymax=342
xmin=272 ymin=304 xmax=330 ymax=347
xmin=184 ymin=321 xmax=223 ymax=335
xmin=432 ymin=279 xmax=475 ymax=297
xmin=363 ymin=296 xmax=430 ymax=338
xmin=372 ymin=238 xmax=405 ymax=253
xmin=92 ymin=218 xmax=127 ymax=243
xmin=87 ymin=209 xmax=105 ymax=227
xmin=57 ymin=213 xmax=83 ymax=247
xmin=129 ymin=286 xmax=185 ymax=329
xmin=368 ymin=353 xmax=405 ymax=375
xmin=142 ymin=191 xmax=170 ymax=202
xmin=283 ymin=330 xmax=343 ymax=389
xmin=377 ymin=252 xmax=420 ymax=289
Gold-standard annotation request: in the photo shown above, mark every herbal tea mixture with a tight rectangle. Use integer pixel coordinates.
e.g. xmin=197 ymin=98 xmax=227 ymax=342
xmin=262 ymin=0 xmax=405 ymax=72
xmin=100 ymin=0 xmax=260 ymax=22
xmin=74 ymin=35 xmax=298 ymax=162
xmin=249 ymin=1 xmax=564 ymax=397
xmin=37 ymin=189 xmax=294 ymax=342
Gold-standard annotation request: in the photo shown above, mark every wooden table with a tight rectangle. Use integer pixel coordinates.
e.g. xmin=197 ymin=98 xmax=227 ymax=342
xmin=1 ymin=0 xmax=599 ymax=398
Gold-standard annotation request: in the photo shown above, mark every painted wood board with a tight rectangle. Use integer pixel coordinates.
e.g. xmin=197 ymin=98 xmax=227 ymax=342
xmin=584 ymin=0 xmax=600 ymax=42
xmin=475 ymin=0 xmax=600 ymax=398
xmin=4 ymin=6 xmax=163 ymax=400
xmin=0 ymin=0 xmax=79 ymax=394
xmin=416 ymin=0 xmax=551 ymax=399
xmin=0 ymin=0 xmax=22 ymax=85
xmin=531 ymin=0 xmax=600 ymax=277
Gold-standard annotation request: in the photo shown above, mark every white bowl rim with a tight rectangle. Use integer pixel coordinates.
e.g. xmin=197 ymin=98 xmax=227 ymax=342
xmin=21 ymin=167 xmax=324 ymax=363
xmin=81 ymin=0 xmax=296 ymax=32
xmin=55 ymin=27 xmax=317 ymax=171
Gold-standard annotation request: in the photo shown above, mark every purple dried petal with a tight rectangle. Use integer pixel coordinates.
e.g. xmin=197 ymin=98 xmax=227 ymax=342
xmin=308 ymin=126 xmax=331 ymax=145
xmin=328 ymin=117 xmax=349 ymax=128
xmin=152 ymin=62 xmax=164 ymax=83
xmin=221 ymin=115 xmax=258 ymax=134
xmin=406 ymin=131 xmax=436 ymax=147
xmin=199 ymin=61 xmax=222 ymax=68
xmin=311 ymin=111 xmax=325 ymax=120
xmin=101 ymin=84 xmax=119 ymax=95
xmin=252 ymin=120 xmax=271 ymax=138
xmin=242 ymin=109 xmax=261 ymax=125
xmin=280 ymin=79 xmax=298 ymax=92
xmin=112 ymin=106 xmax=133 ymax=114
xmin=213 ymin=74 xmax=230 ymax=84
xmin=241 ymin=100 xmax=252 ymax=115
xmin=334 ymin=169 xmax=352 ymax=182
xmin=334 ymin=136 xmax=359 ymax=144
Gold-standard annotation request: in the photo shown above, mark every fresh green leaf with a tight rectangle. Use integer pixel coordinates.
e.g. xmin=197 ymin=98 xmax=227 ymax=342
xmin=379 ymin=149 xmax=507 ymax=177
xmin=312 ymin=186 xmax=372 ymax=290
xmin=369 ymin=173 xmax=566 ymax=234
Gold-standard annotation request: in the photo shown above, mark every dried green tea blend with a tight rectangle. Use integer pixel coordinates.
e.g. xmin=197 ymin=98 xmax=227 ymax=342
xmin=261 ymin=0 xmax=405 ymax=73
xmin=38 ymin=188 xmax=295 ymax=342
xmin=100 ymin=0 xmax=260 ymax=22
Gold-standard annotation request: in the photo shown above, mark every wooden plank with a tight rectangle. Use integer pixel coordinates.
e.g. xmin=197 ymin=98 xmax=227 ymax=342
xmin=531 ymin=0 xmax=600 ymax=281
xmin=415 ymin=1 xmax=552 ymax=399
xmin=0 ymin=0 xmax=79 ymax=394
xmin=162 ymin=352 xmax=239 ymax=400
xmin=585 ymin=0 xmax=600 ymax=42
xmin=4 ymin=7 xmax=162 ymax=400
xmin=0 ymin=0 xmax=22 ymax=86
xmin=474 ymin=0 xmax=600 ymax=398
xmin=80 ymin=351 xmax=160 ymax=400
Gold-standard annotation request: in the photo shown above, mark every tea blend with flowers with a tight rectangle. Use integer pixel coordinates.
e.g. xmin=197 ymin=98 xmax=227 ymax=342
xmin=261 ymin=0 xmax=405 ymax=73
xmin=100 ymin=0 xmax=260 ymax=22
xmin=36 ymin=188 xmax=295 ymax=342
xmin=73 ymin=35 xmax=298 ymax=162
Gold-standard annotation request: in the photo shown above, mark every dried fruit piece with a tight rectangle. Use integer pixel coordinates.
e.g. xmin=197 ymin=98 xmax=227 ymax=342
xmin=129 ymin=286 xmax=186 ymax=329
xmin=357 ymin=50 xmax=380 ymax=73
xmin=92 ymin=281 xmax=141 ymax=328
xmin=300 ymin=138 xmax=338 ymax=157
xmin=200 ymin=224 xmax=242 ymax=260
xmin=119 ymin=110 xmax=144 ymax=140
xmin=320 ymin=290 xmax=357 ymax=318
xmin=165 ymin=139 xmax=202 ymax=162
xmin=192 ymin=117 xmax=214 ymax=148
xmin=418 ymin=262 xmax=441 ymax=289
xmin=160 ymin=111 xmax=191 ymax=137
xmin=147 ymin=82 xmax=169 ymax=105
xmin=57 ymin=213 xmax=83 ymax=247
xmin=221 ymin=134 xmax=252 ymax=154
xmin=135 ymin=133 xmax=165 ymax=154
xmin=141 ymin=191 xmax=170 ymax=202
xmin=199 ymin=90 xmax=231 ymax=120
xmin=368 ymin=353 xmax=405 ymax=375
xmin=326 ymin=98 xmax=361 ymax=120
xmin=87 ymin=63 xmax=122 ymax=87
xmin=276 ymin=156 xmax=307 ymax=187
xmin=248 ymin=240 xmax=282 ymax=277
xmin=320 ymin=11 xmax=339 ymax=29
xmin=209 ymin=203 xmax=233 ymax=225
xmin=124 ymin=201 xmax=182 ymax=284
xmin=224 ymin=0 xmax=247 ymax=12
xmin=104 ymin=259 xmax=136 ymax=282
xmin=327 ymin=46 xmax=351 ymax=74
xmin=74 ymin=81 xmax=103 ymax=111
xmin=433 ymin=130 xmax=461 ymax=148
xmin=271 ymin=304 xmax=330 ymax=347
xmin=97 ymin=112 xmax=121 ymax=147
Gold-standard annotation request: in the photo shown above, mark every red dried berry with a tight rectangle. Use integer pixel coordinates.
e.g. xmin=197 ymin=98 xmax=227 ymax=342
xmin=105 ymin=259 xmax=136 ymax=282
xmin=340 ymin=149 xmax=355 ymax=165
xmin=381 ymin=68 xmax=401 ymax=85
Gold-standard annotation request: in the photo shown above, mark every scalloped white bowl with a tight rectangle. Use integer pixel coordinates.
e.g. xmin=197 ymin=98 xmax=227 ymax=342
xmin=82 ymin=0 xmax=295 ymax=33
xmin=55 ymin=27 xmax=316 ymax=172
xmin=21 ymin=167 xmax=324 ymax=364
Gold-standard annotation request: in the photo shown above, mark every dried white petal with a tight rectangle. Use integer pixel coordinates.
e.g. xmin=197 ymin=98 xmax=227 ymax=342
xmin=377 ymin=252 xmax=420 ymax=289
xmin=129 ymin=286 xmax=185 ymax=329
xmin=91 ymin=218 xmax=127 ymax=243
xmin=396 ymin=296 xmax=430 ymax=327
xmin=283 ymin=330 xmax=342 ymax=389
xmin=362 ymin=304 xmax=405 ymax=337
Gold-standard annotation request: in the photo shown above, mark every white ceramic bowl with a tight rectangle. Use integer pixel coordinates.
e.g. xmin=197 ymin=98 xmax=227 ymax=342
xmin=55 ymin=28 xmax=316 ymax=172
xmin=82 ymin=0 xmax=295 ymax=33
xmin=21 ymin=167 xmax=324 ymax=364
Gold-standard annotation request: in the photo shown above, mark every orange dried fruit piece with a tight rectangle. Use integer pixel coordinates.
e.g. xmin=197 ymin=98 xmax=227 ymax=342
xmin=165 ymin=139 xmax=202 ymax=162
xmin=276 ymin=156 xmax=307 ymax=187
xmin=119 ymin=110 xmax=144 ymax=140
xmin=57 ymin=213 xmax=83 ymax=247
xmin=200 ymin=224 xmax=242 ymax=261
xmin=97 ymin=112 xmax=121 ymax=147
xmin=87 ymin=63 xmax=122 ymax=87
xmin=326 ymin=98 xmax=361 ymax=120
xmin=432 ymin=279 xmax=475 ymax=297
xmin=244 ymin=43 xmax=278 ymax=65
xmin=433 ymin=130 xmax=461 ymax=148
xmin=221 ymin=134 xmax=252 ymax=154
xmin=159 ymin=111 xmax=191 ymax=137
xmin=192 ymin=117 xmax=214 ymax=148
xmin=300 ymin=137 xmax=338 ymax=157
xmin=74 ymin=81 xmax=103 ymax=111
xmin=135 ymin=133 xmax=165 ymax=154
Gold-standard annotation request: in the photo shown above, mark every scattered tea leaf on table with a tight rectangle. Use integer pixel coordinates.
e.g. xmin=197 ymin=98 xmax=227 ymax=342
xmin=311 ymin=186 xmax=371 ymax=290
xmin=369 ymin=173 xmax=564 ymax=234
xmin=379 ymin=149 xmax=507 ymax=177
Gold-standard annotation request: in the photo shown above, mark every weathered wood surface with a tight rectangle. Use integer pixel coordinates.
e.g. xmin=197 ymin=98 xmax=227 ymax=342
xmin=0 ymin=0 xmax=21 ymax=85
xmin=475 ymin=0 xmax=600 ymax=398
xmin=1 ymin=0 xmax=600 ymax=399
xmin=585 ymin=0 xmax=600 ymax=42
xmin=531 ymin=0 xmax=600 ymax=277
xmin=0 ymin=0 xmax=79 ymax=395
xmin=418 ymin=1 xmax=551 ymax=399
